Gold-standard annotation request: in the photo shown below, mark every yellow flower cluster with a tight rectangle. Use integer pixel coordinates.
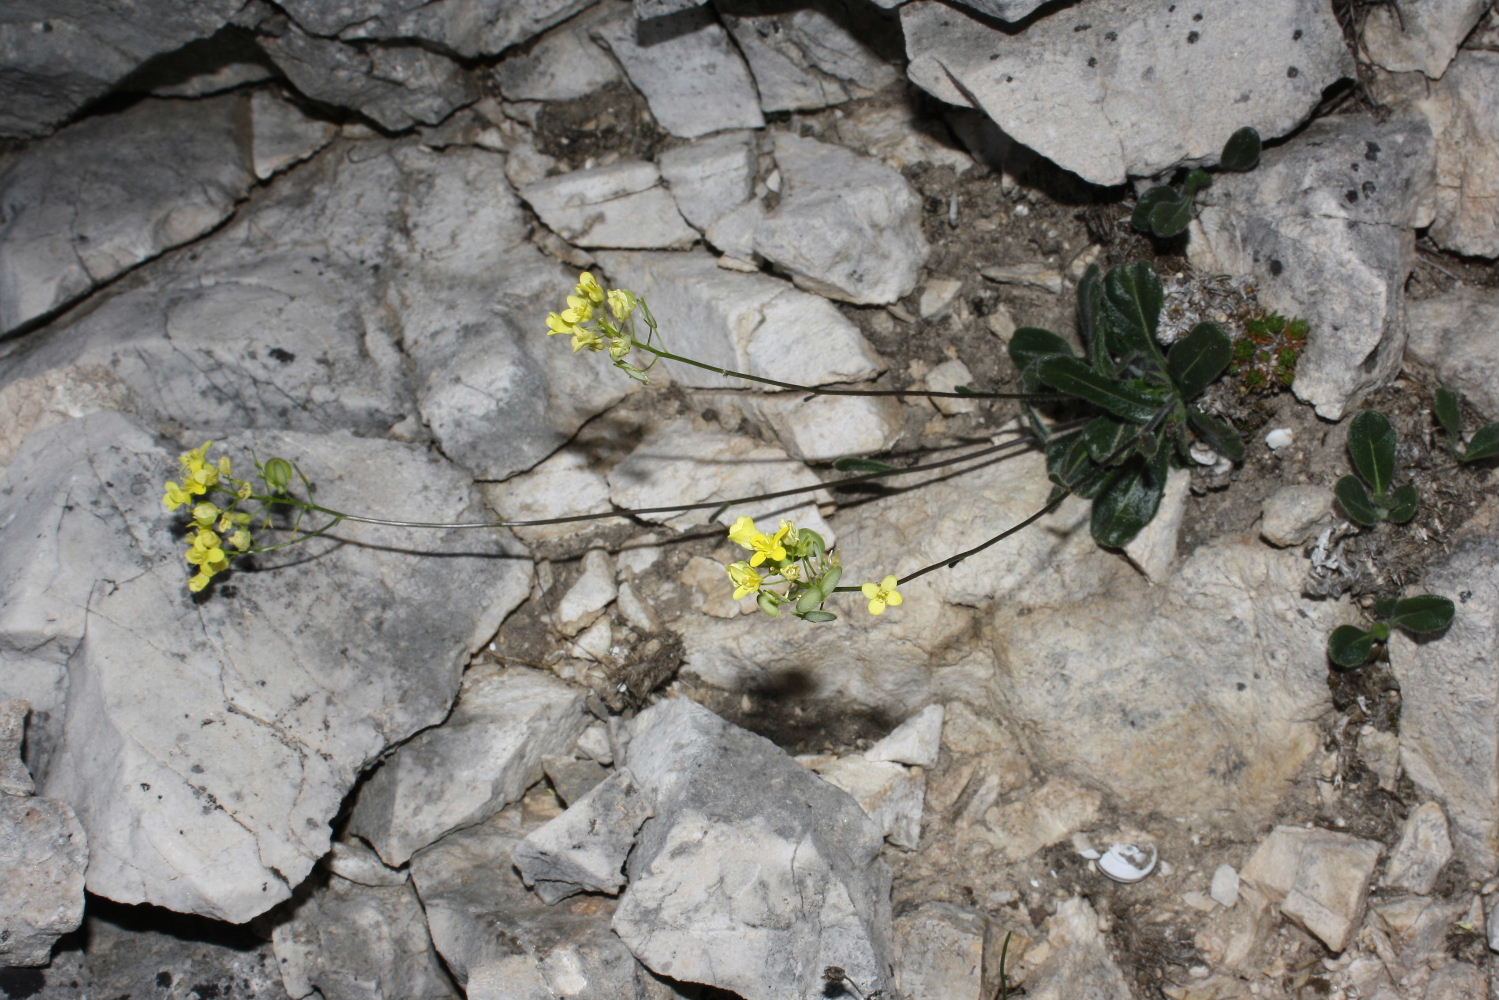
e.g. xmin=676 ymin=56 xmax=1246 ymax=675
xmin=723 ymin=515 xmax=903 ymax=619
xmin=163 ymin=442 xmax=255 ymax=592
xmin=544 ymin=272 xmax=657 ymax=381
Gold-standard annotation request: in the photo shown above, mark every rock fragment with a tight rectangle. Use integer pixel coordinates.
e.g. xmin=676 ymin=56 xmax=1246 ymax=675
xmin=1413 ymin=52 xmax=1499 ymax=257
xmin=1405 ymin=287 xmax=1499 ymax=419
xmin=866 ymin=704 xmax=944 ymax=768
xmin=513 ymin=769 xmax=653 ymax=903
xmin=719 ymin=4 xmax=898 ymax=113
xmin=1363 ymin=0 xmax=1489 ymax=78
xmin=1022 ymin=897 xmax=1134 ymax=1000
xmin=1260 ymin=485 xmax=1334 ymax=548
xmin=1382 ymin=802 xmax=1453 ymax=895
xmin=893 ymin=902 xmax=986 ymax=1000
xmin=1241 ymin=825 xmax=1382 ymax=952
xmin=0 ymin=791 xmax=86 ymax=967
xmin=658 ymin=130 xmax=759 ymax=231
xmin=520 ymin=160 xmax=698 ymax=249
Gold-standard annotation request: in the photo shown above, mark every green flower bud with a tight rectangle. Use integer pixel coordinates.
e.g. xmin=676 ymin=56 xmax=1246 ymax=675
xmin=263 ymin=458 xmax=294 ymax=493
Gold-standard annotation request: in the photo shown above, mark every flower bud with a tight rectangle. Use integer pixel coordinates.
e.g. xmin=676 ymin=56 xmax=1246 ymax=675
xmin=263 ymin=458 xmax=294 ymax=493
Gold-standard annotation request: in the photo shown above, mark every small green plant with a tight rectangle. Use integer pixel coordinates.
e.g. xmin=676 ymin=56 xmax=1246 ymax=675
xmin=1230 ymin=312 xmax=1307 ymax=394
xmin=1327 ymin=594 xmax=1455 ymax=668
xmin=1009 ymin=260 xmax=1243 ymax=547
xmin=1433 ymin=386 xmax=1499 ymax=464
xmin=1334 ymin=410 xmax=1418 ymax=526
xmin=1132 ymin=126 xmax=1262 ymax=238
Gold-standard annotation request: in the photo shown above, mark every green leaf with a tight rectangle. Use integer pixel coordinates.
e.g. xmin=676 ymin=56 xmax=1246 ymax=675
xmin=1334 ymin=474 xmax=1381 ymax=526
xmin=1035 ymin=355 xmax=1162 ymax=423
xmin=1346 ymin=409 xmax=1397 ymax=497
xmin=1046 ymin=432 xmax=1098 ymax=493
xmin=1219 ymin=126 xmax=1262 ymax=171
xmin=1168 ymin=322 xmax=1232 ymax=399
xmin=757 ymin=592 xmax=782 ymax=617
xmin=1433 ymin=386 xmax=1463 ymax=443
xmin=1328 ymin=625 xmax=1377 ymax=669
xmin=1460 ymin=423 xmax=1499 ymax=463
xmin=1082 ymin=416 xmax=1134 ymax=464
xmin=1186 ymin=408 xmax=1244 ymax=462
xmin=817 ymin=566 xmax=842 ymax=596
xmin=799 ymin=610 xmax=837 ymax=623
xmin=1076 ymin=264 xmax=1109 ymax=371
xmin=1089 ymin=455 xmax=1167 ymax=548
xmin=1183 ymin=169 xmax=1213 ymax=196
xmin=1131 ymin=186 xmax=1179 ymax=233
xmin=1386 ymin=594 xmax=1455 ymax=634
xmin=1008 ymin=327 xmax=1075 ymax=372
xmin=833 ymin=457 xmax=898 ymax=475
xmin=1100 ymin=262 xmax=1167 ymax=371
xmin=1146 ymin=193 xmax=1196 ymax=238
xmin=795 ymin=588 xmax=823 ymax=614
xmin=1385 ymin=483 xmax=1419 ymax=524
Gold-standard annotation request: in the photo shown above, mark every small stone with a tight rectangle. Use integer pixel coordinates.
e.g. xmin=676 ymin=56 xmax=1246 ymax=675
xmin=575 ymin=723 xmax=615 ymax=767
xmin=492 ymin=15 xmax=619 ymax=101
xmin=514 ymin=770 xmax=653 ymax=903
xmin=249 ymin=90 xmax=336 ymax=180
xmin=1260 ymin=485 xmax=1334 ymax=548
xmin=749 ymin=393 xmax=904 ymax=462
xmin=1211 ymin=864 xmax=1240 ymax=908
xmin=0 ymin=700 xmax=33 ymax=796
xmin=615 ymin=581 xmax=661 ymax=634
xmin=0 ymin=795 xmax=87 ymax=966
xmin=866 ymin=705 xmax=945 ymax=768
xmin=979 ymin=262 xmax=1064 ymax=294
xmin=804 ymin=756 xmax=926 ymax=849
xmin=919 ymin=279 xmax=964 ymax=320
xmin=326 ymin=839 xmax=408 ymax=889
xmin=541 ymin=755 xmax=610 ymax=807
xmin=985 ymin=305 xmax=1017 ymax=341
xmin=893 ymin=903 xmax=985 ymax=1000
xmin=984 ymin=780 xmax=1102 ymax=863
xmin=519 ymin=161 xmax=697 ymax=249
xmin=925 ymin=359 xmax=978 ymax=416
xmin=1363 ymin=0 xmax=1489 ymax=78
xmin=1241 ymin=825 xmax=1382 ymax=952
xmin=658 ymin=130 xmax=759 ymax=231
xmin=1123 ymin=467 xmax=1189 ymax=582
xmin=1381 ymin=801 xmax=1453 ymax=895
xmin=555 ymin=549 xmax=617 ymax=637
xmin=680 ymin=556 xmax=745 ymax=619
xmin=1265 ymin=427 xmax=1295 ymax=451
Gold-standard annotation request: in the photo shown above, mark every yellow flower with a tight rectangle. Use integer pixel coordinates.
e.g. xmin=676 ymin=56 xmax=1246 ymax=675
xmin=576 ymin=271 xmax=606 ymax=305
xmin=726 ymin=562 xmax=763 ymax=600
xmin=727 ymin=516 xmax=792 ymax=567
xmin=728 ymin=516 xmax=759 ymax=548
xmin=545 ymin=312 xmax=574 ymax=337
xmin=607 ymin=288 xmax=637 ymax=322
xmin=188 ymin=571 xmax=214 ymax=593
xmin=562 ymin=295 xmax=594 ymax=324
xmin=228 ymin=528 xmax=253 ymax=552
xmin=861 ymin=575 xmax=904 ymax=615
xmin=163 ymin=480 xmax=192 ymax=511
xmin=571 ymin=326 xmax=605 ymax=352
xmin=192 ymin=502 xmax=220 ymax=527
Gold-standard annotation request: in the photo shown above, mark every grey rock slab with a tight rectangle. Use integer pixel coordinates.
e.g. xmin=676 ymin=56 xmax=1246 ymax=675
xmin=272 ymin=871 xmax=457 ymax=1000
xmin=555 ymin=549 xmax=618 ymax=636
xmin=0 ymin=699 xmax=32 ymax=795
xmin=892 ymin=902 xmax=985 ymax=1000
xmin=1261 ymin=484 xmax=1335 ymax=548
xmin=802 ymin=755 xmax=925 ymax=849
xmin=541 ymin=754 xmax=610 ymax=805
xmin=658 ymin=130 xmax=759 ymax=231
xmin=513 ymin=769 xmax=653 ymax=903
xmin=902 ymin=0 xmax=1351 ymax=185
xmin=1241 ymin=825 xmax=1381 ymax=952
xmin=1415 ymin=51 xmax=1499 ymax=257
xmin=250 ymin=89 xmax=338 ymax=180
xmin=753 ymin=132 xmax=928 ymax=304
xmin=1391 ymin=528 xmax=1499 ymax=871
xmin=1405 ymin=286 xmax=1499 ymax=419
xmin=718 ymin=3 xmax=899 ymax=113
xmin=326 ymin=838 xmax=408 ymax=888
xmin=606 ymin=416 xmax=834 ymax=536
xmin=0 ymin=795 xmax=86 ymax=966
xmin=410 ymin=808 xmax=674 ymax=999
xmin=349 ymin=665 xmax=588 ymax=867
xmin=493 ymin=8 xmax=620 ymax=101
xmin=992 ymin=537 xmax=1345 ymax=823
xmin=595 ymin=249 xmax=884 ymax=388
xmin=747 ymin=393 xmax=904 ymax=462
xmin=1023 ymin=897 xmax=1134 ymax=1000
xmin=0 ymin=94 xmax=256 ymax=335
xmin=593 ymin=4 xmax=764 ymax=138
xmin=279 ymin=0 xmax=591 ymax=58
xmin=1363 ymin=0 xmax=1489 ymax=78
xmin=256 ymin=18 xmax=479 ymax=131
xmin=866 ymin=704 xmax=944 ymax=768
xmin=981 ymin=778 xmax=1102 ymax=863
xmin=614 ymin=698 xmax=894 ymax=1000
xmin=946 ymin=0 xmax=1049 ymax=19
xmin=1190 ymin=114 xmax=1435 ymax=419
xmin=0 ymin=413 xmax=531 ymax=921
xmin=479 ymin=448 xmax=613 ymax=547
xmin=1382 ymin=802 xmax=1454 ymax=895
xmin=0 ymin=0 xmax=243 ymax=138
xmin=518 ymin=161 xmax=698 ymax=249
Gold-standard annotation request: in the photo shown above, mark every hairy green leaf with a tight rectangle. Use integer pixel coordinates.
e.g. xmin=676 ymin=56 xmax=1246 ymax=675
xmin=1433 ymin=386 xmax=1463 ymax=443
xmin=795 ymin=588 xmax=823 ymax=614
xmin=1386 ymin=594 xmax=1455 ymax=634
xmin=1082 ymin=415 xmax=1134 ymax=464
xmin=1090 ymin=454 xmax=1166 ymax=548
xmin=1328 ymin=624 xmax=1377 ymax=669
xmin=1147 ymin=194 xmax=1196 ymax=238
xmin=1385 ymin=483 xmax=1419 ymax=524
xmin=1461 ymin=423 xmax=1499 ymax=463
xmin=1186 ymin=408 xmax=1244 ymax=463
xmin=1035 ymin=355 xmax=1162 ymax=423
xmin=1183 ymin=169 xmax=1213 ymax=196
xmin=1009 ymin=327 xmax=1075 ymax=372
xmin=1334 ymin=474 xmax=1381 ymax=526
xmin=1101 ymin=262 xmax=1167 ymax=371
xmin=1219 ymin=126 xmax=1262 ymax=171
xmin=1046 ymin=432 xmax=1097 ymax=493
xmin=1168 ymin=322 xmax=1232 ymax=399
xmin=1347 ymin=409 xmax=1397 ymax=497
xmin=1131 ymin=186 xmax=1178 ymax=233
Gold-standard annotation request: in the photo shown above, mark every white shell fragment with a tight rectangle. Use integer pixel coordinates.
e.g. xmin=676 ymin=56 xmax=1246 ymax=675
xmin=1097 ymin=842 xmax=1158 ymax=883
xmin=1265 ymin=428 xmax=1295 ymax=451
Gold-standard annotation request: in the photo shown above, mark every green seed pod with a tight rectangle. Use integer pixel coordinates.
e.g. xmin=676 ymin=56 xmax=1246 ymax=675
xmin=263 ymin=457 xmax=294 ymax=493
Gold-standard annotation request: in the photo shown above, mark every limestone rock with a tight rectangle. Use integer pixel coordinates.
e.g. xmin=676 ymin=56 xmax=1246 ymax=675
xmin=277 ymin=0 xmax=591 ymax=59
xmin=1260 ymin=485 xmax=1335 ymax=548
xmin=593 ymin=4 xmax=764 ymax=138
xmin=410 ymin=808 xmax=674 ymax=1000
xmin=595 ymin=250 xmax=884 ymax=388
xmin=903 ymin=0 xmax=1351 ymax=185
xmin=1122 ymin=466 xmax=1189 ymax=583
xmin=992 ymin=537 xmax=1344 ymax=823
xmin=658 ymin=130 xmax=759 ymax=231
xmin=513 ymin=769 xmax=653 ymax=903
xmin=1023 ymin=897 xmax=1134 ymax=1000
xmin=753 ymin=132 xmax=928 ymax=304
xmin=519 ymin=160 xmax=697 ymax=249
xmin=1414 ymin=52 xmax=1499 ymax=257
xmin=493 ymin=10 xmax=620 ymax=101
xmin=0 ymin=0 xmax=243 ymax=138
xmin=0 ymin=95 xmax=255 ymax=335
xmin=983 ymin=779 xmax=1102 ymax=862
xmin=0 ymin=414 xmax=530 ymax=921
xmin=250 ymin=89 xmax=337 ymax=180
xmin=1382 ymin=802 xmax=1453 ymax=895
xmin=479 ymin=448 xmax=613 ymax=546
xmin=1391 ymin=528 xmax=1499 ymax=871
xmin=1242 ymin=825 xmax=1382 ymax=952
xmin=1191 ymin=115 xmax=1435 ymax=419
xmin=719 ymin=3 xmax=899 ymax=113
xmin=613 ymin=698 xmax=894 ymax=1000
xmin=866 ymin=704 xmax=944 ymax=768
xmin=0 ymin=699 xmax=32 ymax=796
xmin=555 ymin=549 xmax=618 ymax=636
xmin=748 ymin=393 xmax=904 ymax=462
xmin=0 ymin=795 xmax=86 ymax=966
xmin=271 ymin=871 xmax=457 ymax=1000
xmin=803 ymin=755 xmax=926 ymax=849
xmin=349 ymin=666 xmax=588 ymax=867
xmin=893 ymin=902 xmax=986 ymax=1000
xmin=1405 ymin=286 xmax=1499 ymax=420
xmin=1363 ymin=0 xmax=1489 ymax=78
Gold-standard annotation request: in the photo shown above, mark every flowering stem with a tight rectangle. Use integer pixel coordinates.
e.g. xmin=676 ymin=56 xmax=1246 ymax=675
xmin=630 ymin=340 xmax=1054 ymax=401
